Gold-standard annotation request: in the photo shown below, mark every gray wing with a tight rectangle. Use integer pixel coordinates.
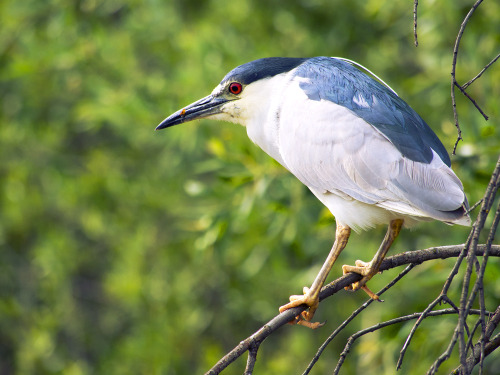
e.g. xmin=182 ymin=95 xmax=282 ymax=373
xmin=276 ymin=77 xmax=467 ymax=223
xmin=294 ymin=57 xmax=452 ymax=166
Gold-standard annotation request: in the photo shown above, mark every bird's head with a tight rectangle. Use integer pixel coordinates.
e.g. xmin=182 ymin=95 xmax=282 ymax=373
xmin=156 ymin=57 xmax=307 ymax=130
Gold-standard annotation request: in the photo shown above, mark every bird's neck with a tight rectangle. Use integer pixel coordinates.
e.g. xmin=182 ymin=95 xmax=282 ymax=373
xmin=243 ymin=75 xmax=292 ymax=168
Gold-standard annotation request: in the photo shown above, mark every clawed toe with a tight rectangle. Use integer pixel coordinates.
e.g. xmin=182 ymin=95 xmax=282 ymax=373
xmin=342 ymin=262 xmax=381 ymax=299
xmin=279 ymin=287 xmax=324 ymax=328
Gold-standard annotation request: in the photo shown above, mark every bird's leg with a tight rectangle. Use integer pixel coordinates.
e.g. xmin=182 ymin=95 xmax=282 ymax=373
xmin=342 ymin=219 xmax=404 ymax=299
xmin=279 ymin=223 xmax=351 ymax=328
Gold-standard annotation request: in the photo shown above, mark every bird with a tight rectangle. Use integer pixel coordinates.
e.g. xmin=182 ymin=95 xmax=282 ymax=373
xmin=156 ymin=56 xmax=470 ymax=328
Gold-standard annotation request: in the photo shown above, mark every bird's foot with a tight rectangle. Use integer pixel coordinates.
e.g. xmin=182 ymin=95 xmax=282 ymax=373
xmin=279 ymin=287 xmax=325 ymax=329
xmin=342 ymin=260 xmax=383 ymax=301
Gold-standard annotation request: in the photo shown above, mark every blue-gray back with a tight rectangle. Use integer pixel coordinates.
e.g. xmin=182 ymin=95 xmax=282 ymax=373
xmin=295 ymin=57 xmax=451 ymax=166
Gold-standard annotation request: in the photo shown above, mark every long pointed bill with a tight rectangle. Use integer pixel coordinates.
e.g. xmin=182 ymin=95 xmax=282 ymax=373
xmin=156 ymin=94 xmax=229 ymax=130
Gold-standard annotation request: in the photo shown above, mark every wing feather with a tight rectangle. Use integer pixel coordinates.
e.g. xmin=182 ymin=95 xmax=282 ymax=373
xmin=277 ymin=85 xmax=467 ymax=223
xmin=294 ymin=57 xmax=452 ymax=166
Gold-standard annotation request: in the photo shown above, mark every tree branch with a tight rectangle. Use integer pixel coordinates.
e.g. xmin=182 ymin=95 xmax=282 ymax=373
xmin=462 ymin=53 xmax=500 ymax=89
xmin=413 ymin=0 xmax=419 ymax=47
xmin=205 ymin=244 xmax=500 ymax=375
xmin=335 ymin=309 xmax=488 ymax=375
xmin=418 ymin=156 xmax=500 ymax=375
xmin=450 ymin=0 xmax=492 ymax=154
xmin=451 ymin=331 xmax=500 ymax=375
xmin=244 ymin=340 xmax=260 ymax=375
xmin=303 ymin=263 xmax=416 ymax=375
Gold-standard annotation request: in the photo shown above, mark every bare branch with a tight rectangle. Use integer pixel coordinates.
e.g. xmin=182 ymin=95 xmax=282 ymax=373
xmin=303 ymin=263 xmax=416 ymax=375
xmin=205 ymin=244 xmax=500 ymax=375
xmin=335 ymin=309 xmax=487 ymax=375
xmin=397 ymin=292 xmax=447 ymax=369
xmin=459 ymin=160 xmax=500 ymax=370
xmin=454 ymin=81 xmax=489 ymax=120
xmin=463 ymin=53 xmax=500 ymax=89
xmin=450 ymin=331 xmax=500 ymax=375
xmin=244 ymin=340 xmax=260 ymax=375
xmin=478 ymin=202 xmax=500 ymax=372
xmin=413 ymin=0 xmax=419 ymax=47
xmin=485 ymin=306 xmax=500 ymax=341
xmin=465 ymin=318 xmax=484 ymax=356
xmin=426 ymin=156 xmax=500 ymax=375
xmin=466 ymin=199 xmax=483 ymax=215
xmin=450 ymin=0 xmax=485 ymax=154
xmin=397 ymin=234 xmax=477 ymax=369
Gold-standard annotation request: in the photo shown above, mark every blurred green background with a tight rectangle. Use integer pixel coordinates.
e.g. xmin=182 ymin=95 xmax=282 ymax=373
xmin=1 ymin=0 xmax=499 ymax=374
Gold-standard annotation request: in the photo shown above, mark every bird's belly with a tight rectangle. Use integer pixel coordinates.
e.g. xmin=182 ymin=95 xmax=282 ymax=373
xmin=309 ymin=187 xmax=422 ymax=232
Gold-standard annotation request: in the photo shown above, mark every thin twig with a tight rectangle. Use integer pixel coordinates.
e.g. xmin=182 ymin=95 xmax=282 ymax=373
xmin=454 ymin=81 xmax=489 ymax=120
xmin=450 ymin=0 xmax=485 ymax=154
xmin=466 ymin=199 xmax=483 ymax=215
xmin=459 ymin=161 xmax=500 ymax=371
xmin=450 ymin=330 xmax=500 ymax=374
xmin=485 ymin=306 xmax=500 ymax=341
xmin=334 ymin=309 xmax=487 ymax=375
xmin=466 ymin=199 xmax=500 ymax=373
xmin=463 ymin=53 xmax=500 ymax=89
xmin=244 ymin=340 xmax=260 ymax=375
xmin=478 ymin=201 xmax=500 ymax=373
xmin=428 ymin=156 xmax=500 ymax=375
xmin=478 ymin=284 xmax=486 ymax=375
xmin=397 ymin=294 xmax=446 ymax=369
xmin=413 ymin=0 xmax=419 ymax=47
xmin=397 ymin=235 xmax=474 ymax=370
xmin=459 ymin=231 xmax=480 ymax=369
xmin=302 ymin=264 xmax=416 ymax=375
xmin=465 ymin=318 xmax=484 ymax=356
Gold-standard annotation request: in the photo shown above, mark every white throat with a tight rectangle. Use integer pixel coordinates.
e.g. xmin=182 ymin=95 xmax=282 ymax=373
xmin=236 ymin=73 xmax=294 ymax=167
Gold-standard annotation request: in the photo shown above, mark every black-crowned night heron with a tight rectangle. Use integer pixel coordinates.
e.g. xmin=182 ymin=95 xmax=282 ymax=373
xmin=156 ymin=57 xmax=470 ymax=328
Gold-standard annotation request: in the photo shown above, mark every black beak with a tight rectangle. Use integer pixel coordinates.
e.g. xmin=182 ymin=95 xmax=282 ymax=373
xmin=156 ymin=94 xmax=229 ymax=130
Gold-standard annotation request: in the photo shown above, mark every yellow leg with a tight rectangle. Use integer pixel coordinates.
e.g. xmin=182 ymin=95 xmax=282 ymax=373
xmin=342 ymin=219 xmax=404 ymax=299
xmin=279 ymin=223 xmax=351 ymax=328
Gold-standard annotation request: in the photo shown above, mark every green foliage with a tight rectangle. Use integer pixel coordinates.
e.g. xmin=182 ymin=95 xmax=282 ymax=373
xmin=0 ymin=0 xmax=498 ymax=374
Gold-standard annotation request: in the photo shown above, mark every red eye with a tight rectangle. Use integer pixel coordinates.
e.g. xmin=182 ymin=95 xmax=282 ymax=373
xmin=229 ymin=82 xmax=242 ymax=95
